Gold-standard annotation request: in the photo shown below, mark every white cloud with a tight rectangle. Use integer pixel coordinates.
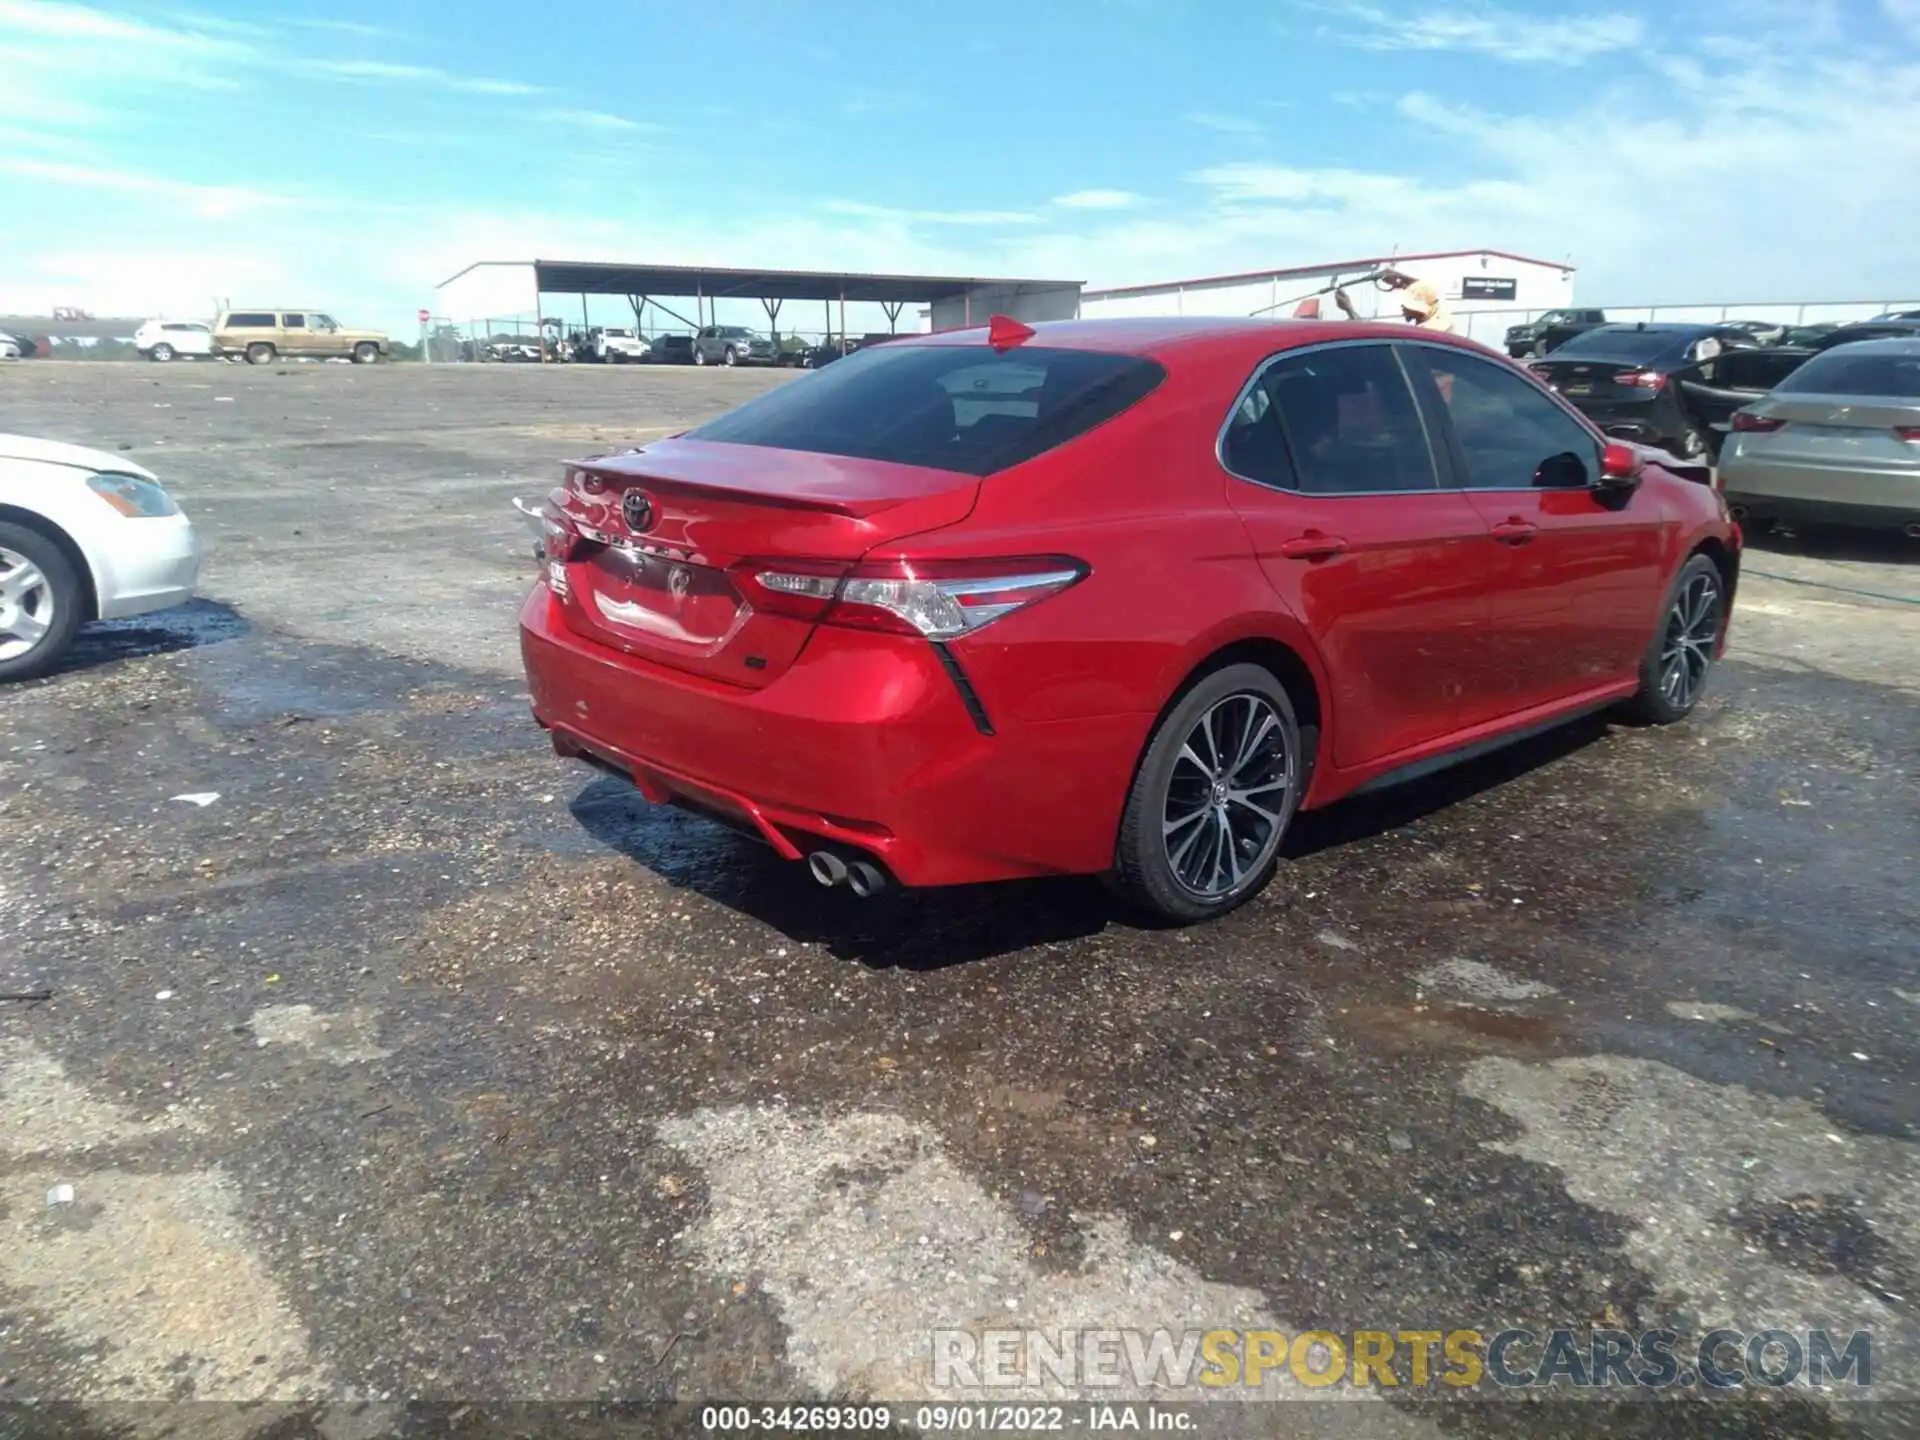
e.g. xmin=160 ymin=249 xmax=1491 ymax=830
xmin=0 ymin=0 xmax=253 ymax=120
xmin=822 ymin=200 xmax=1038 ymax=227
xmin=538 ymin=108 xmax=660 ymax=132
xmin=301 ymin=58 xmax=542 ymax=94
xmin=1301 ymin=0 xmax=1643 ymax=63
xmin=1053 ymin=189 xmax=1143 ymax=210
xmin=1184 ymin=112 xmax=1263 ymax=135
xmin=0 ymin=0 xmax=240 ymax=49
xmin=0 ymin=156 xmax=300 ymax=218
xmin=282 ymin=17 xmax=397 ymax=39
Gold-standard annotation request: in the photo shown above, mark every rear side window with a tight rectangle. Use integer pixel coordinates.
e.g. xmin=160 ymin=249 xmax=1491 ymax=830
xmin=1247 ymin=344 xmax=1438 ymax=494
xmin=282 ymin=313 xmax=307 ymax=328
xmin=225 ymin=312 xmax=274 ymax=328
xmin=1221 ymin=383 xmax=1299 ymax=489
xmin=1777 ymin=349 xmax=1920 ymax=398
xmin=690 ymin=344 xmax=1166 ymax=476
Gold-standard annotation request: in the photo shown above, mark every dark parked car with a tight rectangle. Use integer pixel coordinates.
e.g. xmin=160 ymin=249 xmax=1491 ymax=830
xmin=1809 ymin=319 xmax=1920 ymax=351
xmin=1528 ymin=322 xmax=1766 ymax=460
xmin=1722 ymin=319 xmax=1788 ymax=347
xmin=647 ymin=333 xmax=695 ymax=365
xmin=1673 ymin=320 xmax=1920 ymax=442
xmin=1780 ymin=323 xmax=1840 ymax=348
xmin=1505 ymin=308 xmax=1607 ymax=358
xmin=792 ymin=336 xmax=858 ymax=369
xmin=517 ymin=316 xmax=1738 ymax=923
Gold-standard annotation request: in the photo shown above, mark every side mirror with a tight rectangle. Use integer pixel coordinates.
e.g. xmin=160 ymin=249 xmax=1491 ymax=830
xmin=1534 ymin=450 xmax=1590 ymax=488
xmin=1595 ymin=441 xmax=1644 ymax=489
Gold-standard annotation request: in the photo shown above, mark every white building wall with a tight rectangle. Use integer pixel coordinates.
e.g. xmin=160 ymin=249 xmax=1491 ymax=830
xmin=435 ymin=262 xmax=541 ymax=329
xmin=929 ymin=283 xmax=1083 ymax=331
xmin=1082 ymin=253 xmax=1577 ymax=342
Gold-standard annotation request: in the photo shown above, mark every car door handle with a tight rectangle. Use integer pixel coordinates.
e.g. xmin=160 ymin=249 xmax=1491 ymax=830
xmin=1279 ymin=533 xmax=1348 ymax=560
xmin=1491 ymin=519 xmax=1538 ymax=545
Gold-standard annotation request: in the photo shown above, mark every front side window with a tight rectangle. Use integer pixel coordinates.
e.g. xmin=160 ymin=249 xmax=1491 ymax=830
xmin=314 ymin=314 xmax=339 ymax=330
xmin=1246 ymin=344 xmax=1439 ymax=495
xmin=1413 ymin=348 xmax=1599 ymax=490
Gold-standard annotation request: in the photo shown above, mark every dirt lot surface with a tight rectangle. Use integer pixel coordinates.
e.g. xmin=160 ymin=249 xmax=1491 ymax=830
xmin=2 ymin=361 xmax=1917 ymax=1439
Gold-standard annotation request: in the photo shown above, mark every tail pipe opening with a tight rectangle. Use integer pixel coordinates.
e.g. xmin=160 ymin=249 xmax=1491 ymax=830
xmin=805 ymin=848 xmax=890 ymax=897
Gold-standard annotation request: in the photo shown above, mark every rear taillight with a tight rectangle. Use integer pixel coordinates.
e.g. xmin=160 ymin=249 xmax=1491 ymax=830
xmin=1895 ymin=426 xmax=1920 ymax=443
xmin=536 ymin=501 xmax=579 ymax=561
xmin=1617 ymin=370 xmax=1667 ymax=390
xmin=732 ymin=557 xmax=1087 ymax=640
xmin=1731 ymin=410 xmax=1785 ymax=433
xmin=514 ymin=496 xmax=580 ymax=597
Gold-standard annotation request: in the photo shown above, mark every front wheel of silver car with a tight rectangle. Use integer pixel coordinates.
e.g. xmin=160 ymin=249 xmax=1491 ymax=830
xmin=1114 ymin=663 xmax=1302 ymax=924
xmin=0 ymin=524 xmax=85 ymax=683
xmin=693 ymin=348 xmax=707 ymax=366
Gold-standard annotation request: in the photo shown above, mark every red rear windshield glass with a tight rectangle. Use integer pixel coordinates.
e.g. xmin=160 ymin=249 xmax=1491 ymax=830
xmin=690 ymin=343 xmax=1165 ymax=476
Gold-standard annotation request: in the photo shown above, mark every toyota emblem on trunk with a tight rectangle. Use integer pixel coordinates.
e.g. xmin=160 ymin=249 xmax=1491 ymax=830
xmin=622 ymin=492 xmax=655 ymax=532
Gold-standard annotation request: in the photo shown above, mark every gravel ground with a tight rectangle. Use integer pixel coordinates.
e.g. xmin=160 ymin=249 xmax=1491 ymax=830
xmin=1 ymin=361 xmax=1917 ymax=1439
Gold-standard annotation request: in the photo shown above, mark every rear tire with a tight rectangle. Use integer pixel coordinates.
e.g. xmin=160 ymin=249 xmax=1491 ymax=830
xmin=1113 ymin=664 xmax=1303 ymax=924
xmin=1675 ymin=421 xmax=1709 ymax=460
xmin=150 ymin=344 xmax=175 ymax=362
xmin=245 ymin=342 xmax=274 ymax=365
xmin=1625 ymin=554 xmax=1724 ymax=724
xmin=0 ymin=522 xmax=85 ymax=683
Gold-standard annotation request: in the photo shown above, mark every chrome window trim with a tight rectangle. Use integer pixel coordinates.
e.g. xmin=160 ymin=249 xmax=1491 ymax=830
xmin=1214 ymin=334 xmax=1609 ymax=496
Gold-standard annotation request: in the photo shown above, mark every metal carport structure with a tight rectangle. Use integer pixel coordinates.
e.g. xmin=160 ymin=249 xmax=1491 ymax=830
xmin=535 ymin=259 xmax=1080 ymax=339
xmin=434 ymin=260 xmax=1083 ymax=359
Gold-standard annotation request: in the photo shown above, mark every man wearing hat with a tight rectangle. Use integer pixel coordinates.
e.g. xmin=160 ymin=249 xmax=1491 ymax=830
xmin=1333 ymin=267 xmax=1456 ymax=333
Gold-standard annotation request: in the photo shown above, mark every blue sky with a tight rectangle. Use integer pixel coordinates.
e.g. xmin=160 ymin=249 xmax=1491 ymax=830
xmin=4 ymin=0 xmax=1918 ymax=335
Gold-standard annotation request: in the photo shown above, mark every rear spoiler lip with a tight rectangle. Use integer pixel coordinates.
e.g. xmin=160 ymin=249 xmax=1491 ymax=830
xmin=567 ymin=439 xmax=979 ymax=519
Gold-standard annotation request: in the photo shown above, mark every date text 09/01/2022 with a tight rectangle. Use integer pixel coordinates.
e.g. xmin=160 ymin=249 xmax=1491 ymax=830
xmin=698 ymin=1403 xmax=1194 ymax=1432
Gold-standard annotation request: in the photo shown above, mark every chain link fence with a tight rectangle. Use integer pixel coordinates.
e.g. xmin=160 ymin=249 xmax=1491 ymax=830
xmin=1451 ymin=297 xmax=1920 ymax=351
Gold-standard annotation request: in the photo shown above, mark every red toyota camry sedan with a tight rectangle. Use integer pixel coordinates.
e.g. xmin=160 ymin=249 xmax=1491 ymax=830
xmin=519 ymin=316 xmax=1739 ymax=923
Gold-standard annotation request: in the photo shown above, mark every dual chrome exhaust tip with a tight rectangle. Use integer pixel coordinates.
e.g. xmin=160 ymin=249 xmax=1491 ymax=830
xmin=807 ymin=849 xmax=888 ymax=897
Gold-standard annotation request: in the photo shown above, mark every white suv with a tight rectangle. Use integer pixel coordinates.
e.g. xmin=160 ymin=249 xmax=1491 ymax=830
xmin=135 ymin=320 xmax=216 ymax=362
